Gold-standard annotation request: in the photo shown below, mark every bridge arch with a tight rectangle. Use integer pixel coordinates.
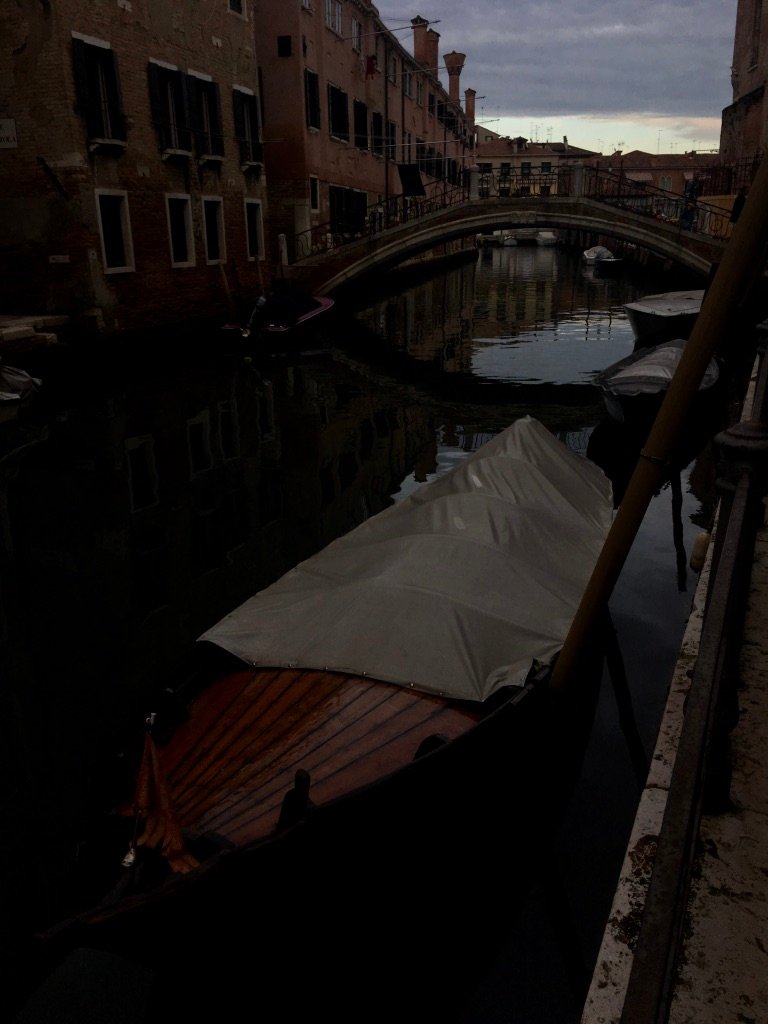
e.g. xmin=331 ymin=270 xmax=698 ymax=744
xmin=293 ymin=196 xmax=727 ymax=295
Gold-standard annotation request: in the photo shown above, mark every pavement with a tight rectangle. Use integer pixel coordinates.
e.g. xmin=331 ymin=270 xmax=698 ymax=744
xmin=582 ymin=358 xmax=768 ymax=1024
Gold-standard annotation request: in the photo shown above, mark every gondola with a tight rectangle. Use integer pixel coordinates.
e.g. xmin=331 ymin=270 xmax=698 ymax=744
xmin=34 ymin=417 xmax=613 ymax=1023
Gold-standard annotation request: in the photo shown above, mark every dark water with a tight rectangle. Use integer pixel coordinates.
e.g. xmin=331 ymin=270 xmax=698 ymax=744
xmin=1 ymin=245 xmax=719 ymax=1018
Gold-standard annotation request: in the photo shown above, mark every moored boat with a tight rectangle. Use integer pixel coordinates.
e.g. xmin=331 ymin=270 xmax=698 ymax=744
xmin=582 ymin=244 xmax=615 ymax=264
xmin=592 ymin=337 xmax=721 ymax=426
xmin=36 ymin=417 xmax=614 ymax=1021
xmin=623 ymin=288 xmax=705 ymax=347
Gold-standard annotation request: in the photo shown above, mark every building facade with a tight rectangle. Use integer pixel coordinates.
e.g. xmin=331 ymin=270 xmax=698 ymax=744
xmin=720 ymin=0 xmax=767 ymax=167
xmin=1 ymin=0 xmax=269 ymax=332
xmin=474 ymin=130 xmax=597 ymax=196
xmin=254 ymin=3 xmax=476 ymax=260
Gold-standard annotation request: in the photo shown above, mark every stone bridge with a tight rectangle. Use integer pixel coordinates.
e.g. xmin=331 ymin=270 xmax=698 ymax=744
xmin=289 ymin=193 xmax=729 ymax=296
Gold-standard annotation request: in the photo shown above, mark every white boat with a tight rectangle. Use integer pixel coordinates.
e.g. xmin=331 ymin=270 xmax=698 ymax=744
xmin=623 ymin=289 xmax=705 ymax=346
xmin=582 ymin=245 xmax=615 ymax=264
xmin=593 ymin=338 xmax=720 ymax=424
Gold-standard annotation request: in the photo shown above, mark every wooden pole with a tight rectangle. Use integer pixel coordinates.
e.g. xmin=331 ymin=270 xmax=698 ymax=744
xmin=550 ymin=151 xmax=768 ymax=693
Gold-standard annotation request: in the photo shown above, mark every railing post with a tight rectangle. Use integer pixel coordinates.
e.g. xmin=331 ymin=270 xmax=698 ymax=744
xmin=468 ymin=163 xmax=479 ymax=201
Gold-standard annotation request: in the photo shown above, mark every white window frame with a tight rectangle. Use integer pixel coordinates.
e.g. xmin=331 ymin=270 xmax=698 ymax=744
xmin=351 ymin=17 xmax=362 ymax=51
xmin=202 ymin=195 xmax=226 ymax=264
xmin=244 ymin=198 xmax=264 ymax=261
xmin=165 ymin=193 xmax=195 ymax=268
xmin=325 ymin=0 xmax=342 ymax=34
xmin=95 ymin=188 xmax=135 ymax=273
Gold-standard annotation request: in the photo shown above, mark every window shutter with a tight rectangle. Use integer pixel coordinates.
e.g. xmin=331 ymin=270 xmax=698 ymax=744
xmin=104 ymin=50 xmax=127 ymax=140
xmin=147 ymin=62 xmax=169 ymax=149
xmin=210 ymin=82 xmax=224 ymax=156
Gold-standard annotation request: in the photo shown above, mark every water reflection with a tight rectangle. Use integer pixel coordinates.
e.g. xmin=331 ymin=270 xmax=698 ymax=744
xmin=349 ymin=247 xmax=643 ymax=388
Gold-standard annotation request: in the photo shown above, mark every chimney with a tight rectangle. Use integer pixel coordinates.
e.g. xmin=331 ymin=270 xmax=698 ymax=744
xmin=412 ymin=16 xmax=439 ymax=70
xmin=465 ymin=87 xmax=476 ymax=124
xmin=443 ymin=51 xmax=466 ymax=104
xmin=563 ymin=135 xmax=569 ymax=151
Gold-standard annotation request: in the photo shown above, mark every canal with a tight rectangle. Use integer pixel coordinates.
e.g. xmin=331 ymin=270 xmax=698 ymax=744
xmin=1 ymin=243 xmax=721 ymax=1019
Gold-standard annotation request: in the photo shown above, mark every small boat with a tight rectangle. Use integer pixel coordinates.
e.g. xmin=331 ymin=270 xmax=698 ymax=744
xmin=592 ymin=338 xmax=721 ymax=425
xmin=582 ymin=244 xmax=615 ymax=264
xmin=623 ymin=289 xmax=705 ymax=347
xmin=38 ymin=417 xmax=613 ymax=1021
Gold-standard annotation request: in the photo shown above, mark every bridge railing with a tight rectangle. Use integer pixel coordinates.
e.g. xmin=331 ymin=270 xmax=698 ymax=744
xmin=291 ymin=165 xmax=732 ymax=265
xmin=583 ymin=167 xmax=732 ymax=240
xmin=293 ymin=180 xmax=469 ymax=262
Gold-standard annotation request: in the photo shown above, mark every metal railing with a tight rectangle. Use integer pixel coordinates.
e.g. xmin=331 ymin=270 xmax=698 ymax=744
xmin=293 ymin=179 xmax=469 ymax=261
xmin=583 ymin=167 xmax=732 ymax=239
xmin=290 ymin=165 xmax=735 ymax=265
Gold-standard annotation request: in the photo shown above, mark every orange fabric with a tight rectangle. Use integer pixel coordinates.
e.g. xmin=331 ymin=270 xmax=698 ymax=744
xmin=134 ymin=733 xmax=199 ymax=873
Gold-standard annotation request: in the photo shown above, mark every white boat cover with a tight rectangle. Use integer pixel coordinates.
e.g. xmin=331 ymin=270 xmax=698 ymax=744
xmin=200 ymin=417 xmax=613 ymax=703
xmin=594 ymin=339 xmax=719 ymax=397
xmin=623 ymin=289 xmax=704 ymax=319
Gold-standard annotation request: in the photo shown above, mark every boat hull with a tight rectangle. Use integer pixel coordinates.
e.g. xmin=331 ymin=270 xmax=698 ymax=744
xmin=39 ymin=662 xmax=603 ymax=1021
xmin=623 ymin=289 xmax=705 ymax=348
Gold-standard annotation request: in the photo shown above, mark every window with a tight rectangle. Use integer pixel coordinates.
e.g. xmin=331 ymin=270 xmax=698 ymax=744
xmin=416 ymin=79 xmax=423 ymax=106
xmin=233 ymin=86 xmax=263 ymax=164
xmin=541 ymin=161 xmax=552 ymax=173
xmin=371 ymin=111 xmax=383 ymax=155
xmin=402 ymin=68 xmax=412 ymax=97
xmin=521 ymin=162 xmax=531 ymax=177
xmin=277 ymin=35 xmax=292 ymax=57
xmin=71 ymin=34 xmax=126 ymax=145
xmin=324 ymin=0 xmax=342 ymax=34
xmin=386 ymin=120 xmax=396 ymax=161
xmin=202 ymin=196 xmax=225 ymax=263
xmin=165 ymin=194 xmax=195 ymax=267
xmin=328 ymin=83 xmax=349 ymax=141
xmin=95 ymin=189 xmax=134 ymax=272
xmin=351 ymin=18 xmax=362 ymax=51
xmin=244 ymin=199 xmax=264 ymax=260
xmin=353 ymin=99 xmax=368 ymax=150
xmin=428 ymin=93 xmax=435 ymax=116
xmin=304 ymin=69 xmax=321 ymax=130
xmin=187 ymin=72 xmax=224 ymax=160
xmin=309 ymin=176 xmax=319 ymax=211
xmin=228 ymin=0 xmax=246 ymax=16
xmin=388 ymin=54 xmax=397 ymax=83
xmin=403 ymin=130 xmax=412 ymax=163
xmin=148 ymin=60 xmax=192 ymax=154
xmin=660 ymin=175 xmax=672 ymax=190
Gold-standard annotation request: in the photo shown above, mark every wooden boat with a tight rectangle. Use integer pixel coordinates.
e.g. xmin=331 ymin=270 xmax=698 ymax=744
xmin=592 ymin=338 xmax=721 ymax=426
xmin=623 ymin=289 xmax=705 ymax=347
xmin=37 ymin=417 xmax=613 ymax=1021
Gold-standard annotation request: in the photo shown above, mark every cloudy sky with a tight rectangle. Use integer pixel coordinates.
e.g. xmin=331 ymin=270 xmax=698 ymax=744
xmin=376 ymin=1 xmax=738 ymax=155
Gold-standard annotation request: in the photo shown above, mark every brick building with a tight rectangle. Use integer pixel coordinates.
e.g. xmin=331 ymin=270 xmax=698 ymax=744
xmin=256 ymin=4 xmax=476 ymax=259
xmin=0 ymin=0 xmax=269 ymax=333
xmin=720 ymin=0 xmax=767 ymax=166
xmin=474 ymin=129 xmax=597 ymax=196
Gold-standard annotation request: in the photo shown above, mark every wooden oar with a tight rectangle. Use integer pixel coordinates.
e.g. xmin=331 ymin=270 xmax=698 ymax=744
xmin=550 ymin=152 xmax=768 ymax=693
